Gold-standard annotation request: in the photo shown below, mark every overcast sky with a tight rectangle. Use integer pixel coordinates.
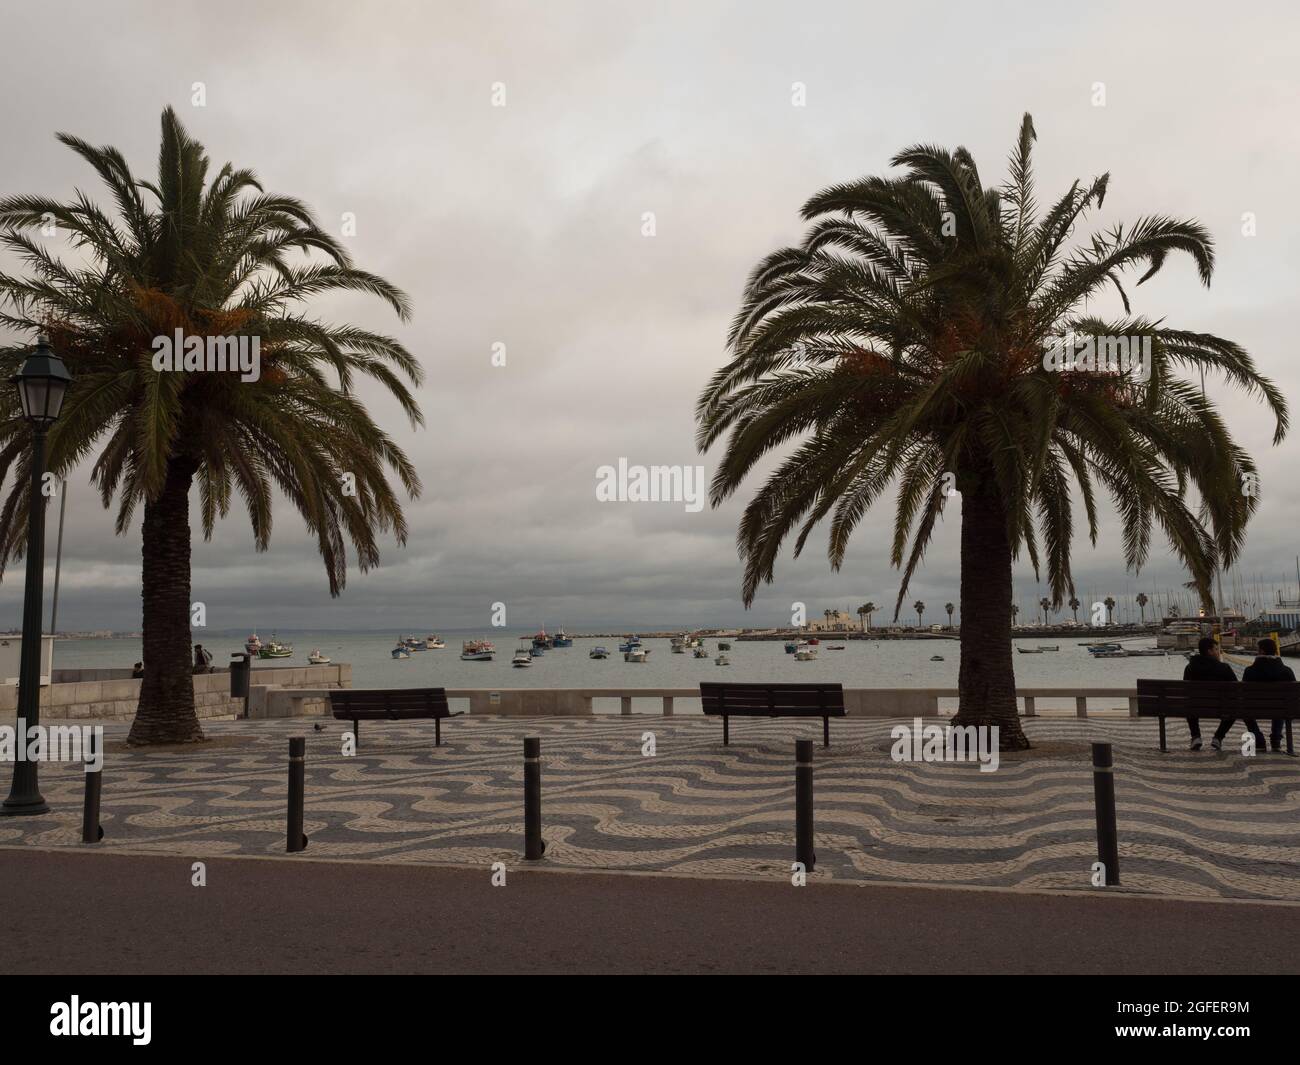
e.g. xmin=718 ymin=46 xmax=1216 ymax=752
xmin=0 ymin=0 xmax=1297 ymax=632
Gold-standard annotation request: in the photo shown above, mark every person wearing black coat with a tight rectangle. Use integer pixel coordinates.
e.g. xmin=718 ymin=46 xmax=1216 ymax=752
xmin=1182 ymin=637 xmax=1238 ymax=750
xmin=1219 ymin=638 xmax=1297 ymax=751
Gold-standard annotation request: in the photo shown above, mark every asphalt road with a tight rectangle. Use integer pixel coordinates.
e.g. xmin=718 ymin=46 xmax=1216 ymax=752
xmin=4 ymin=848 xmax=1297 ymax=975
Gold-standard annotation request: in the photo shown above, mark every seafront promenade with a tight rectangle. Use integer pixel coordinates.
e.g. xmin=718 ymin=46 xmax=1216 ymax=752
xmin=3 ymin=712 xmax=1297 ymax=901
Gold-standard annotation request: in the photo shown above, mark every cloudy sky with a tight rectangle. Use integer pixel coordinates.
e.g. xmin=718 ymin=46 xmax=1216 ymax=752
xmin=0 ymin=0 xmax=1297 ymax=632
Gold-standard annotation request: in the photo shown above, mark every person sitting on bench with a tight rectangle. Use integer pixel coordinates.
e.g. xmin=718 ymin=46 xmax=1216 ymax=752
xmin=1182 ymin=636 xmax=1236 ymax=750
xmin=1222 ymin=638 xmax=1296 ymax=753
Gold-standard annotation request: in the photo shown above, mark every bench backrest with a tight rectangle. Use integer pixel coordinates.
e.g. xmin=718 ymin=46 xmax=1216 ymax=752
xmin=1136 ymin=678 xmax=1300 ymax=717
xmin=699 ymin=681 xmax=846 ymax=717
xmin=329 ymin=688 xmax=450 ymax=717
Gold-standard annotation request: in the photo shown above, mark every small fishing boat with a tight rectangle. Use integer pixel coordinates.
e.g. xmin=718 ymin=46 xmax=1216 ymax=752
xmin=391 ymin=642 xmax=410 ymax=660
xmin=551 ymin=629 xmax=573 ymax=648
xmin=1086 ymin=643 xmax=1122 ymax=654
xmin=1092 ymin=650 xmax=1128 ymax=659
xmin=784 ymin=641 xmax=799 ymax=654
xmin=930 ymin=655 xmax=945 ymax=662
xmin=245 ymin=633 xmax=263 ymax=655
xmin=460 ymin=639 xmax=496 ymax=661
xmin=404 ymin=636 xmax=428 ymax=651
xmin=426 ymin=635 xmax=445 ymax=649
xmin=717 ymin=641 xmax=731 ymax=651
xmin=529 ymin=645 xmax=545 ymax=657
xmin=794 ymin=647 xmax=818 ymax=661
xmin=512 ymin=646 xmax=533 ymax=667
xmin=624 ymin=647 xmax=648 ymax=663
xmin=715 ymin=654 xmax=730 ymax=666
xmin=693 ymin=647 xmax=709 ymax=659
xmin=1036 ymin=645 xmax=1059 ymax=652
xmin=308 ymin=650 xmax=330 ymax=665
xmin=618 ymin=635 xmax=642 ymax=653
xmin=828 ymin=645 xmax=846 ymax=650
xmin=1017 ymin=646 xmax=1043 ymax=654
xmin=532 ymin=629 xmax=551 ymax=650
xmin=590 ymin=646 xmax=610 ymax=659
xmin=259 ymin=635 xmax=293 ymax=659
xmin=670 ymin=637 xmax=687 ymax=653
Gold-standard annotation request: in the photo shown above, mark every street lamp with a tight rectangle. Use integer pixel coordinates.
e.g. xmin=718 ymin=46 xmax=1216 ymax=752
xmin=1 ymin=337 xmax=72 ymax=816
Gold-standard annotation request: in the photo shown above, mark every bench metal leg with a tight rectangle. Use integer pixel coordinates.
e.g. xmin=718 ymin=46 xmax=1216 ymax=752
xmin=436 ymin=716 xmax=441 ymax=747
xmin=723 ymin=715 xmax=729 ymax=746
xmin=823 ymin=716 xmax=829 ymax=748
xmin=1157 ymin=716 xmax=1166 ymax=753
xmin=353 ymin=718 xmax=360 ymax=749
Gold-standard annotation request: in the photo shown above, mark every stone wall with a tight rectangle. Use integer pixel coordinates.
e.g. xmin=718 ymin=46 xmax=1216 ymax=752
xmin=0 ymin=663 xmax=352 ymax=721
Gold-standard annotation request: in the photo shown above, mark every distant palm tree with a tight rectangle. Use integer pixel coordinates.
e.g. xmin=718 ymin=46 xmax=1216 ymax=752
xmin=858 ymin=602 xmax=876 ymax=631
xmin=1104 ymin=596 xmax=1117 ymax=625
xmin=1069 ymin=596 xmax=1081 ymax=624
xmin=914 ymin=600 xmax=925 ymax=627
xmin=1136 ymin=592 xmax=1149 ymax=624
xmin=0 ymin=109 xmax=423 ymax=744
xmin=945 ymin=601 xmax=955 ymax=628
xmin=696 ymin=114 xmax=1287 ymax=749
xmin=1039 ymin=596 xmax=1051 ymax=625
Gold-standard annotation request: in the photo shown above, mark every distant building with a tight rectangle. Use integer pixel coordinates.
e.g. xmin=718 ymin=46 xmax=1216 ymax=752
xmin=808 ymin=610 xmax=856 ymax=632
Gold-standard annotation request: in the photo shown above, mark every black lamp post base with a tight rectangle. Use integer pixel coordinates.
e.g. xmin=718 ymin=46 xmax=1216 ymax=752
xmin=0 ymin=794 xmax=50 ymax=816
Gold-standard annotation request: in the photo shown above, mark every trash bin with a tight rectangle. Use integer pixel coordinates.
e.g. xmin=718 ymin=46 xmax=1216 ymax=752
xmin=230 ymin=653 xmax=251 ymax=699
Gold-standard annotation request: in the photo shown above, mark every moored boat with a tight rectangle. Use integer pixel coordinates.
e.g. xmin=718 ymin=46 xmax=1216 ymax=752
xmin=512 ymin=646 xmax=533 ymax=667
xmin=693 ymin=646 xmax=709 ymax=658
xmin=308 ymin=650 xmax=330 ymax=665
xmin=715 ymin=653 xmax=730 ymax=666
xmin=425 ymin=635 xmax=445 ymax=649
xmin=404 ymin=636 xmax=428 ymax=651
xmin=391 ymin=641 xmax=410 ymax=660
xmin=551 ymin=629 xmax=573 ymax=648
xmin=245 ymin=632 xmax=263 ymax=655
xmin=590 ymin=646 xmax=610 ymax=659
xmin=794 ymin=647 xmax=818 ymax=661
xmin=258 ymin=634 xmax=293 ymax=659
xmin=624 ymin=647 xmax=648 ymax=662
xmin=461 ymin=639 xmax=496 ymax=661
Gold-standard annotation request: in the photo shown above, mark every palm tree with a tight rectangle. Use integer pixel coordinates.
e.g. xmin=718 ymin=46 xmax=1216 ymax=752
xmin=696 ymin=115 xmax=1285 ymax=748
xmin=1069 ymin=596 xmax=1081 ymax=624
xmin=0 ymin=109 xmax=423 ymax=744
xmin=1136 ymin=591 xmax=1149 ymax=625
xmin=1104 ymin=596 xmax=1117 ymax=625
xmin=913 ymin=600 xmax=925 ymax=628
xmin=1039 ymin=596 xmax=1051 ymax=626
xmin=945 ymin=601 xmax=954 ymax=628
xmin=858 ymin=601 xmax=875 ymax=631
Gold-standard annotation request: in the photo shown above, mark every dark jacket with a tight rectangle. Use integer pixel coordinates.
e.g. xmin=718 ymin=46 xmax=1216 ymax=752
xmin=1242 ymin=656 xmax=1297 ymax=683
xmin=1183 ymin=653 xmax=1237 ymax=683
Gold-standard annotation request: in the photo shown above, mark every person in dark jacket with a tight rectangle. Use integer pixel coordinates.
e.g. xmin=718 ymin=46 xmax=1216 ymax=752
xmin=1229 ymin=638 xmax=1296 ymax=752
xmin=1183 ymin=636 xmax=1237 ymax=750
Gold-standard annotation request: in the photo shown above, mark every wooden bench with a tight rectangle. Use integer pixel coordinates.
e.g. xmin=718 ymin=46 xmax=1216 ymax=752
xmin=328 ymin=688 xmax=462 ymax=748
xmin=1135 ymin=679 xmax=1300 ymax=754
xmin=700 ymin=681 xmax=847 ymax=746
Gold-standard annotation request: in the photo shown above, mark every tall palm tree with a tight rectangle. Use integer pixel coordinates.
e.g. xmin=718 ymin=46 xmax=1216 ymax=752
xmin=0 ymin=109 xmax=423 ymax=744
xmin=913 ymin=600 xmax=925 ymax=628
xmin=696 ymin=114 xmax=1285 ymax=749
xmin=858 ymin=601 xmax=875 ymax=631
xmin=945 ymin=601 xmax=954 ymax=628
xmin=1136 ymin=591 xmax=1149 ymax=625
xmin=1069 ymin=596 xmax=1081 ymax=624
xmin=1104 ymin=596 xmax=1117 ymax=625
xmin=1039 ymin=596 xmax=1051 ymax=626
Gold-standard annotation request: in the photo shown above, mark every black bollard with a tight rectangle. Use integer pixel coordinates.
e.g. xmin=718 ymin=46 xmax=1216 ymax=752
xmin=81 ymin=731 xmax=103 ymax=843
xmin=287 ymin=736 xmax=308 ymax=852
xmin=795 ymin=738 xmax=815 ymax=872
xmin=1091 ymin=741 xmax=1119 ymax=885
xmin=524 ymin=736 xmax=545 ymax=859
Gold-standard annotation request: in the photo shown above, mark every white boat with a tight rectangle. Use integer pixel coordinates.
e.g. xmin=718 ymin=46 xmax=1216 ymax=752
xmin=404 ymin=636 xmax=428 ymax=651
xmin=391 ymin=642 xmax=410 ymax=660
xmin=590 ymin=646 xmax=610 ymax=659
xmin=693 ymin=647 xmax=709 ymax=659
xmin=426 ymin=635 xmax=445 ymax=649
xmin=715 ymin=654 xmax=730 ymax=666
xmin=794 ymin=647 xmax=818 ymax=661
xmin=512 ymin=646 xmax=533 ymax=667
xmin=461 ymin=639 xmax=496 ymax=661
xmin=624 ymin=648 xmax=648 ymax=662
xmin=308 ymin=650 xmax=330 ymax=665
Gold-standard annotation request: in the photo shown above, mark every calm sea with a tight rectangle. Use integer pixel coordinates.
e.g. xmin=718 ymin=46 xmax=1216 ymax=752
xmin=52 ymin=630 xmax=1188 ymax=712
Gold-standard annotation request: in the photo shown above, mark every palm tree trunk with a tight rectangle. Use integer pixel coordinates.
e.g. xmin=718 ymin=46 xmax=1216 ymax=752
xmin=127 ymin=456 xmax=204 ymax=745
xmin=952 ymin=474 xmax=1028 ymax=750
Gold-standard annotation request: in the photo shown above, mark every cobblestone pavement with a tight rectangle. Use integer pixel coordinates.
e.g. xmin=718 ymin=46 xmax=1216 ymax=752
xmin=3 ymin=714 xmax=1298 ymax=900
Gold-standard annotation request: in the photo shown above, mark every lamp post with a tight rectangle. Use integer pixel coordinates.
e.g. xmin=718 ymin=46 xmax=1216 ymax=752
xmin=1 ymin=337 xmax=72 ymax=816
